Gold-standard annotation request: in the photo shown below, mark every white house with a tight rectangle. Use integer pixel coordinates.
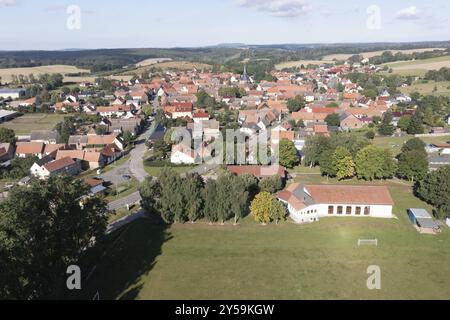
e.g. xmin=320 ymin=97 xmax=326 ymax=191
xmin=277 ymin=183 xmax=394 ymax=224
xmin=170 ymin=144 xmax=198 ymax=164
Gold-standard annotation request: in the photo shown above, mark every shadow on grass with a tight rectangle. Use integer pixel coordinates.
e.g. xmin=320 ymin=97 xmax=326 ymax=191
xmin=69 ymin=214 xmax=171 ymax=300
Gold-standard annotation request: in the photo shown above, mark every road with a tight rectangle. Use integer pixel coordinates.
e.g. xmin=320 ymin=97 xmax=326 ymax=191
xmin=107 ymin=191 xmax=141 ymax=211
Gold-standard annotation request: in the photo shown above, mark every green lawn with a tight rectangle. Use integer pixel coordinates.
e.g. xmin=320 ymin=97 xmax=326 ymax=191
xmin=143 ymin=160 xmax=194 ymax=177
xmin=108 ymin=205 xmax=141 ymax=224
xmin=71 ymin=179 xmax=450 ymax=300
xmin=373 ymin=135 xmax=450 ymax=156
xmin=104 ymin=177 xmax=140 ymax=202
xmin=0 ymin=113 xmax=66 ymax=135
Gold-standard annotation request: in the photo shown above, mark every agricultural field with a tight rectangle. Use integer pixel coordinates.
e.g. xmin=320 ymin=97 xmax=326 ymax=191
xmin=275 ymin=48 xmax=447 ymax=70
xmin=382 ymin=55 xmax=450 ymax=76
xmin=0 ymin=65 xmax=90 ymax=83
xmin=71 ymin=178 xmax=450 ymax=300
xmin=0 ymin=113 xmax=66 ymax=136
xmin=323 ymin=48 xmax=447 ymax=61
xmin=124 ymin=61 xmax=212 ymax=76
xmin=400 ymin=80 xmax=450 ymax=97
xmin=135 ymin=58 xmax=172 ymax=67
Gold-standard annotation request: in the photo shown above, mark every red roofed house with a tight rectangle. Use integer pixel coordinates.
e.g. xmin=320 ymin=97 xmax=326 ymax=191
xmin=277 ymin=183 xmax=394 ymax=224
xmin=31 ymin=156 xmax=81 ymax=179
xmin=15 ymin=142 xmax=45 ymax=159
xmin=164 ymin=102 xmax=193 ymax=119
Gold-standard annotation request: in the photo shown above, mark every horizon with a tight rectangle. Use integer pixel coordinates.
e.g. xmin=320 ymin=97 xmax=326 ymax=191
xmin=1 ymin=0 xmax=450 ymax=50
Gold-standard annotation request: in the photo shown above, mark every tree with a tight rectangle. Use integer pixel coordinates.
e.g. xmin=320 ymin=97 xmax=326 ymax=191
xmin=319 ymin=149 xmax=336 ymax=178
xmin=259 ymin=175 xmax=283 ymax=194
xmin=141 ymin=104 xmax=153 ymax=117
xmin=95 ymin=125 xmax=108 ymax=135
xmin=416 ymin=166 xmax=450 ymax=219
xmin=362 ymin=88 xmax=378 ymax=100
xmin=355 ymin=145 xmax=395 ymax=180
xmin=203 ymin=179 xmax=218 ymax=223
xmin=270 ymin=200 xmax=287 ymax=225
xmin=407 ymin=113 xmax=424 ymax=135
xmin=378 ymin=112 xmax=395 ymax=136
xmin=122 ymin=131 xmax=135 ymax=147
xmin=401 ymin=138 xmax=426 ymax=154
xmin=303 ymin=135 xmax=331 ymax=167
xmin=159 ymin=168 xmax=185 ymax=223
xmin=0 ymin=128 xmax=16 ymax=144
xmin=287 ymin=95 xmax=305 ymax=113
xmin=278 ymin=138 xmax=300 ymax=168
xmin=250 ymin=192 xmax=273 ymax=224
xmin=0 ymin=156 xmax=38 ymax=180
xmin=0 ymin=176 xmax=108 ymax=299
xmin=139 ymin=177 xmax=161 ymax=216
xmin=324 ymin=113 xmax=340 ymax=127
xmin=398 ymin=115 xmax=411 ymax=131
xmin=55 ymin=117 xmax=76 ymax=144
xmin=214 ymin=173 xmax=248 ymax=224
xmin=182 ymin=173 xmax=204 ymax=223
xmin=240 ymin=173 xmax=259 ymax=200
xmin=332 ymin=147 xmax=355 ymax=180
xmin=397 ymin=150 xmax=428 ymax=182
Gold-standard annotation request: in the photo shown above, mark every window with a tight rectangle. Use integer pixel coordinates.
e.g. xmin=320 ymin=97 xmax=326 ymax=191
xmin=364 ymin=206 xmax=370 ymax=216
xmin=328 ymin=206 xmax=334 ymax=215
xmin=355 ymin=207 xmax=361 ymax=215
xmin=346 ymin=206 xmax=352 ymax=215
xmin=337 ymin=206 xmax=343 ymax=215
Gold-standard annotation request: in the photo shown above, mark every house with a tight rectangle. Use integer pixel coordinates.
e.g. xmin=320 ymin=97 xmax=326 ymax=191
xmin=15 ymin=142 xmax=45 ymax=158
xmin=30 ymin=130 xmax=60 ymax=144
xmin=277 ymin=184 xmax=394 ymax=224
xmin=84 ymin=178 xmax=107 ymax=195
xmin=56 ymin=149 xmax=105 ymax=170
xmin=31 ymin=156 xmax=80 ymax=179
xmin=0 ymin=143 xmax=14 ymax=162
xmin=171 ymin=143 xmax=198 ymax=164
xmin=96 ymin=105 xmax=134 ymax=118
xmin=0 ymin=110 xmax=19 ymax=123
xmin=407 ymin=208 xmax=440 ymax=234
xmin=0 ymin=88 xmax=26 ymax=99
xmin=428 ymin=156 xmax=450 ymax=171
xmin=227 ymin=165 xmax=287 ymax=181
xmin=103 ymin=117 xmax=144 ymax=136
xmin=339 ymin=112 xmax=364 ymax=130
xmin=164 ymin=102 xmax=193 ymax=119
xmin=192 ymin=111 xmax=210 ymax=123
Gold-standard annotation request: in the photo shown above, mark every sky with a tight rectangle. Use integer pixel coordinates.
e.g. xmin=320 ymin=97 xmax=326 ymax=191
xmin=1 ymin=0 xmax=450 ymax=50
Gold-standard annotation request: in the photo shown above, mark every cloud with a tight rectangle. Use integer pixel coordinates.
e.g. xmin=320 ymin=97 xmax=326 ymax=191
xmin=235 ymin=0 xmax=311 ymax=17
xmin=396 ymin=6 xmax=420 ymax=20
xmin=0 ymin=0 xmax=16 ymax=5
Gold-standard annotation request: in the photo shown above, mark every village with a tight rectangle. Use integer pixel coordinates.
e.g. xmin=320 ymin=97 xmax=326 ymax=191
xmin=1 ymin=45 xmax=450 ymax=300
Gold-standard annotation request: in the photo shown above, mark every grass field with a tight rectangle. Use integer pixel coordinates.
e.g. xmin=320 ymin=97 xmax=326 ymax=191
xmin=373 ymin=135 xmax=450 ymax=156
xmin=323 ymin=48 xmax=447 ymax=62
xmin=400 ymin=80 xmax=450 ymax=97
xmin=0 ymin=65 xmax=90 ymax=83
xmin=382 ymin=55 xmax=450 ymax=76
xmin=0 ymin=113 xmax=66 ymax=135
xmin=72 ymin=176 xmax=450 ymax=300
xmin=275 ymin=48 xmax=447 ymax=70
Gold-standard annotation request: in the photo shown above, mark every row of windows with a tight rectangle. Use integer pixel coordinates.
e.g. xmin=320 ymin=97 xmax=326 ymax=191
xmin=301 ymin=209 xmax=318 ymax=215
xmin=328 ymin=205 xmax=370 ymax=216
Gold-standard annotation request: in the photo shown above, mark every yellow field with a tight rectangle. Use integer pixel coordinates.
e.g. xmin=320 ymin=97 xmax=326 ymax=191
xmin=0 ymin=65 xmax=90 ymax=83
xmin=135 ymin=58 xmax=172 ymax=67
xmin=400 ymin=80 xmax=450 ymax=97
xmin=0 ymin=113 xmax=66 ymax=136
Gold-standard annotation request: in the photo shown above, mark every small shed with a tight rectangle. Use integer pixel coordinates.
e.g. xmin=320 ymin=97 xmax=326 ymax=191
xmin=408 ymin=208 xmax=440 ymax=233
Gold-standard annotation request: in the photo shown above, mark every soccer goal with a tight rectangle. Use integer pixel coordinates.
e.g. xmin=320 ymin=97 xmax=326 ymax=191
xmin=358 ymin=239 xmax=378 ymax=247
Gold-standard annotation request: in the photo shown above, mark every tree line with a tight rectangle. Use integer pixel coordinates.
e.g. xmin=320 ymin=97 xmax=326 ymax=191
xmin=139 ymin=168 xmax=286 ymax=225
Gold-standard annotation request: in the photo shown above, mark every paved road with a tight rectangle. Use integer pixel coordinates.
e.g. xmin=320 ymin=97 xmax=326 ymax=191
xmin=108 ymin=191 xmax=141 ymax=211
xmin=106 ymin=209 xmax=146 ymax=234
xmin=99 ymin=124 xmax=155 ymax=185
